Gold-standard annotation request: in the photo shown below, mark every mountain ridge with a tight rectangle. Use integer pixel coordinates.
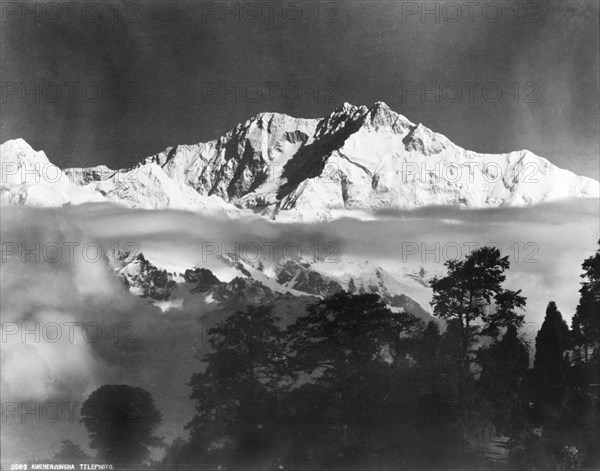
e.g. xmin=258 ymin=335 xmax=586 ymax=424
xmin=2 ymin=102 xmax=598 ymax=220
xmin=105 ymin=244 xmax=436 ymax=322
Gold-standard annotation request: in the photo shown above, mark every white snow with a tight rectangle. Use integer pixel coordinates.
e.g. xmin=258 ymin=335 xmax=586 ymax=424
xmin=2 ymin=102 xmax=598 ymax=220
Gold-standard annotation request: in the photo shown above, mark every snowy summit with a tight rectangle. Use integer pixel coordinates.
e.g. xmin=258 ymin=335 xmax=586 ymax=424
xmin=1 ymin=102 xmax=598 ymax=221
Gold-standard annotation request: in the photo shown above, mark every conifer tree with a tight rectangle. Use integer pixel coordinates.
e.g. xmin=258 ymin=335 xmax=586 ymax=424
xmin=532 ymin=301 xmax=570 ymax=406
xmin=430 ymin=246 xmax=526 ymax=384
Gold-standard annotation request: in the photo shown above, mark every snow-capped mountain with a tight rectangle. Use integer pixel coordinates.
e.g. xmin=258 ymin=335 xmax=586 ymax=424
xmin=64 ymin=164 xmax=115 ymax=184
xmin=0 ymin=138 xmax=105 ymax=207
xmin=2 ymin=102 xmax=598 ymax=220
xmin=105 ymin=245 xmax=325 ymax=320
xmin=0 ymin=139 xmax=245 ymax=217
xmin=104 ymin=245 xmax=435 ymax=322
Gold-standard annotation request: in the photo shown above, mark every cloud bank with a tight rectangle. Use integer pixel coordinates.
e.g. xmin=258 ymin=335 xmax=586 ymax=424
xmin=1 ymin=199 xmax=597 ymax=464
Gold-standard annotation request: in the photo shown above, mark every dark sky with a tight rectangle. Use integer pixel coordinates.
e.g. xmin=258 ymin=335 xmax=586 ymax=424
xmin=1 ymin=0 xmax=598 ymax=179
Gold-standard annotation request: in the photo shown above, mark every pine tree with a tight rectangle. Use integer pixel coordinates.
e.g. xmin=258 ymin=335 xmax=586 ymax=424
xmin=572 ymin=241 xmax=600 ymax=368
xmin=569 ymin=242 xmax=600 ymax=467
xmin=420 ymin=321 xmax=442 ymax=365
xmin=286 ymin=292 xmax=422 ymax=464
xmin=430 ymin=246 xmax=526 ymax=385
xmin=186 ymin=304 xmax=290 ymax=465
xmin=478 ymin=325 xmax=530 ymax=433
xmin=287 ymin=291 xmax=420 ymax=378
xmin=532 ymin=301 xmax=570 ymax=406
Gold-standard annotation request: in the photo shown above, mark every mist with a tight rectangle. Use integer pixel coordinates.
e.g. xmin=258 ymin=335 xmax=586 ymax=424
xmin=1 ymin=198 xmax=597 ymax=464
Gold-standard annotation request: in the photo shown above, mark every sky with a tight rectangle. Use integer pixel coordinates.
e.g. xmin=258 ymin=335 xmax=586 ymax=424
xmin=1 ymin=0 xmax=599 ymax=179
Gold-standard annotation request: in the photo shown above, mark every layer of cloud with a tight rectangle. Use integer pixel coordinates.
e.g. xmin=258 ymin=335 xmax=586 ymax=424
xmin=1 ymin=199 xmax=598 ymax=464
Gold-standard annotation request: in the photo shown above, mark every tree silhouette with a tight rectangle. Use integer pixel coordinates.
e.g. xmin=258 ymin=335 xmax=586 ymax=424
xmin=288 ymin=291 xmax=421 ymax=376
xmin=572 ymin=241 xmax=600 ymax=368
xmin=186 ymin=304 xmax=290 ymax=465
xmin=286 ymin=292 xmax=423 ymax=464
xmin=532 ymin=301 xmax=570 ymax=407
xmin=80 ymin=385 xmax=164 ymax=465
xmin=478 ymin=324 xmax=529 ymax=434
xmin=430 ymin=246 xmax=526 ymax=385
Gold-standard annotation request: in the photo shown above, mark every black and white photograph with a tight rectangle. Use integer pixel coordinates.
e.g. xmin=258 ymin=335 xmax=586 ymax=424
xmin=1 ymin=1 xmax=599 ymax=469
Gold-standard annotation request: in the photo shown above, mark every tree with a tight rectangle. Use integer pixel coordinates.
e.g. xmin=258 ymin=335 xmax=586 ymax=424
xmin=186 ymin=304 xmax=290 ymax=465
xmin=287 ymin=291 xmax=421 ymax=377
xmin=572 ymin=241 xmax=600 ymax=368
xmin=412 ymin=321 xmax=458 ymax=394
xmin=430 ymin=246 xmax=526 ymax=385
xmin=532 ymin=301 xmax=570 ymax=406
xmin=530 ymin=301 xmax=599 ymax=467
xmin=569 ymin=242 xmax=600 ymax=467
xmin=478 ymin=325 xmax=530 ymax=434
xmin=286 ymin=292 xmax=422 ymax=464
xmin=80 ymin=385 xmax=164 ymax=465
xmin=417 ymin=321 xmax=443 ymax=369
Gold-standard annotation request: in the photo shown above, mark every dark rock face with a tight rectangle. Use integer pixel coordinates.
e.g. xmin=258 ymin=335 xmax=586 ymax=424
xmin=276 ymin=259 xmax=343 ymax=296
xmin=184 ymin=268 xmax=222 ymax=292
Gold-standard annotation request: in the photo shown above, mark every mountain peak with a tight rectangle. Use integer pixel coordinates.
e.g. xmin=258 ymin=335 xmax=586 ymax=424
xmin=2 ymin=103 xmax=599 ymax=220
xmin=363 ymin=101 xmax=413 ymax=132
xmin=333 ymin=102 xmax=367 ymax=116
xmin=1 ymin=138 xmax=52 ymax=177
xmin=336 ymin=101 xmax=392 ymax=112
xmin=370 ymin=101 xmax=391 ymax=111
xmin=339 ymin=101 xmax=357 ymax=111
xmin=1 ymin=138 xmax=40 ymax=161
xmin=4 ymin=137 xmax=32 ymax=150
